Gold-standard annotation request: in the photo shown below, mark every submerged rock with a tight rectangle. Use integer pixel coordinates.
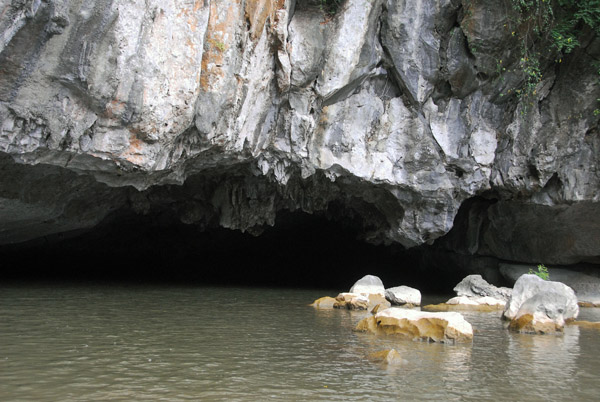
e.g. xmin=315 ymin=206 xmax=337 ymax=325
xmin=349 ymin=275 xmax=385 ymax=295
xmin=368 ymin=349 xmax=405 ymax=366
xmin=355 ymin=308 xmax=473 ymax=343
xmin=504 ymin=274 xmax=579 ymax=333
xmin=385 ymin=286 xmax=421 ymax=307
xmin=311 ymin=296 xmax=337 ymax=309
xmin=423 ymin=296 xmax=504 ymax=312
xmin=569 ymin=321 xmax=600 ymax=330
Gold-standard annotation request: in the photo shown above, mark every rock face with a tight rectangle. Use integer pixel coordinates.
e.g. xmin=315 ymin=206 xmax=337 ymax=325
xmin=385 ymin=286 xmax=421 ymax=306
xmin=355 ymin=308 xmax=473 ymax=343
xmin=0 ymin=0 xmax=599 ymax=274
xmin=504 ymin=274 xmax=579 ymax=333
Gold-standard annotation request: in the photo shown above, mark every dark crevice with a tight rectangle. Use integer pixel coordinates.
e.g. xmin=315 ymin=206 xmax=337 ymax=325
xmin=0 ymin=208 xmax=461 ymax=292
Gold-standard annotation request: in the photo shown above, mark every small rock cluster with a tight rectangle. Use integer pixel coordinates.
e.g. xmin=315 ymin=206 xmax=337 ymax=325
xmin=312 ymin=271 xmax=599 ymax=367
xmin=311 ymin=274 xmax=421 ymax=313
xmin=312 ymin=275 xmax=473 ymax=344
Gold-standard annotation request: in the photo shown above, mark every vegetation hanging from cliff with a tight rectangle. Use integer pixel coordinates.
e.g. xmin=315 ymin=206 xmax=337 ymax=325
xmin=509 ymin=0 xmax=600 ymax=109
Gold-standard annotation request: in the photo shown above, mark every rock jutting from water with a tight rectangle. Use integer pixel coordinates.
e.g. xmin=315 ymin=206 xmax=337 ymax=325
xmin=0 ymin=0 xmax=599 ymax=279
xmin=385 ymin=285 xmax=422 ymax=307
xmin=503 ymin=274 xmax=579 ymax=334
xmin=355 ymin=308 xmax=474 ymax=343
xmin=311 ymin=274 xmax=391 ymax=311
xmin=423 ymin=275 xmax=508 ymax=312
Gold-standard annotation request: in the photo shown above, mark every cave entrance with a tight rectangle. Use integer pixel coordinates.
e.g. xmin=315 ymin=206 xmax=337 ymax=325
xmin=0 ymin=209 xmax=465 ymax=292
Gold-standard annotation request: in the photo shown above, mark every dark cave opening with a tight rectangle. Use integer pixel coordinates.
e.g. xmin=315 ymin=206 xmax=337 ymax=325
xmin=0 ymin=209 xmax=467 ymax=293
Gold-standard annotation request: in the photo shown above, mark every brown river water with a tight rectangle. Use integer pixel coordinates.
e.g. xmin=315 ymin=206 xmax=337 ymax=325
xmin=1 ymin=284 xmax=600 ymax=401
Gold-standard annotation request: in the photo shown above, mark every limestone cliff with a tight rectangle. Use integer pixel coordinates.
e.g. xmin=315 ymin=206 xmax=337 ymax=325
xmin=0 ymin=0 xmax=599 ymax=267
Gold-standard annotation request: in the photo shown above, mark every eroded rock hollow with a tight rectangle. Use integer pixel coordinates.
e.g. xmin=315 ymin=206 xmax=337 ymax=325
xmin=1 ymin=0 xmax=599 ymax=282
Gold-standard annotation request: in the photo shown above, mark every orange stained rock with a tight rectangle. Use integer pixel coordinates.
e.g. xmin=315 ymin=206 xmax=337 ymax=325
xmin=368 ymin=349 xmax=404 ymax=365
xmin=371 ymin=302 xmax=390 ymax=314
xmin=200 ymin=1 xmax=240 ymax=91
xmin=310 ymin=296 xmax=336 ymax=309
xmin=508 ymin=314 xmax=562 ymax=334
xmin=568 ymin=320 xmax=600 ymax=330
xmin=245 ymin=0 xmax=286 ymax=39
xmin=355 ymin=313 xmax=473 ymax=343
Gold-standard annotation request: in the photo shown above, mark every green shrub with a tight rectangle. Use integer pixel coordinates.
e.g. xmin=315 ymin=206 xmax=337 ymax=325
xmin=529 ymin=264 xmax=550 ymax=280
xmin=507 ymin=0 xmax=600 ymax=109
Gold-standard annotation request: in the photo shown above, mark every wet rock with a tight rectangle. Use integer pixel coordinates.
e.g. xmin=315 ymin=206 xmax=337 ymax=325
xmin=310 ymin=296 xmax=337 ymax=309
xmin=385 ymin=286 xmax=422 ymax=307
xmin=355 ymin=308 xmax=473 ymax=343
xmin=569 ymin=321 xmax=600 ymax=330
xmin=371 ymin=302 xmax=391 ymax=314
xmin=423 ymin=295 xmax=504 ymax=312
xmin=504 ymin=274 xmax=579 ymax=333
xmin=334 ymin=293 xmax=369 ymax=310
xmin=368 ymin=349 xmax=405 ymax=366
xmin=508 ymin=292 xmax=575 ymax=334
xmin=349 ymin=275 xmax=385 ymax=295
xmin=453 ymin=275 xmax=512 ymax=302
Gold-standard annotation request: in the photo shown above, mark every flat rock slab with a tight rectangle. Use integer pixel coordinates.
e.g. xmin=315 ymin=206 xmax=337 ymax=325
xmin=355 ymin=308 xmax=473 ymax=343
xmin=423 ymin=296 xmax=505 ymax=313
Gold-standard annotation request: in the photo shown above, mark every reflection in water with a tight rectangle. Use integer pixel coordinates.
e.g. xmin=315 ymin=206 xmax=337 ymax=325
xmin=1 ymin=286 xmax=600 ymax=401
xmin=507 ymin=325 xmax=580 ymax=394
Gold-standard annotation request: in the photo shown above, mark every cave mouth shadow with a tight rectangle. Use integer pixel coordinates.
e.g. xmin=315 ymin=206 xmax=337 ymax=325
xmin=0 ymin=209 xmax=465 ymax=293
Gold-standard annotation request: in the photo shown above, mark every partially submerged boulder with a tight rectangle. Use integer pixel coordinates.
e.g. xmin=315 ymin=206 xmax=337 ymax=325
xmin=454 ymin=274 xmax=512 ymax=302
xmin=504 ymin=274 xmax=579 ymax=334
xmin=311 ymin=296 xmax=337 ymax=309
xmin=334 ymin=292 xmax=389 ymax=311
xmin=385 ymin=286 xmax=421 ymax=306
xmin=508 ymin=292 xmax=576 ymax=334
xmin=355 ymin=308 xmax=473 ymax=343
xmin=349 ymin=275 xmax=386 ymax=295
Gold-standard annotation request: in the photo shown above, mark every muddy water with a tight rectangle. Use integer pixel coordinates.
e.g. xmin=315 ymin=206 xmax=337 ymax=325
xmin=1 ymin=285 xmax=599 ymax=401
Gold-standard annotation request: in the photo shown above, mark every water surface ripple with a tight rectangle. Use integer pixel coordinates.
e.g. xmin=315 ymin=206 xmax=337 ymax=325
xmin=1 ymin=285 xmax=600 ymax=401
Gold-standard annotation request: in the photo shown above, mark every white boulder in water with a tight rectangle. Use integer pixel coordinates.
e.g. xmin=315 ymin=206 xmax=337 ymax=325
xmin=385 ymin=286 xmax=421 ymax=306
xmin=349 ymin=275 xmax=385 ymax=295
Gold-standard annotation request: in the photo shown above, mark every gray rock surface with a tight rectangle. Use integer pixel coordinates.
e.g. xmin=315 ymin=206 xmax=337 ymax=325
xmin=385 ymin=286 xmax=421 ymax=306
xmin=0 ymin=0 xmax=598 ymax=273
xmin=503 ymin=274 xmax=579 ymax=322
xmin=453 ymin=274 xmax=511 ymax=302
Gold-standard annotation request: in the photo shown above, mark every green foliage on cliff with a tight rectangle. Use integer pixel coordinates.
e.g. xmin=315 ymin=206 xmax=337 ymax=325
xmin=509 ymin=0 xmax=600 ymax=109
xmin=529 ymin=264 xmax=550 ymax=280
